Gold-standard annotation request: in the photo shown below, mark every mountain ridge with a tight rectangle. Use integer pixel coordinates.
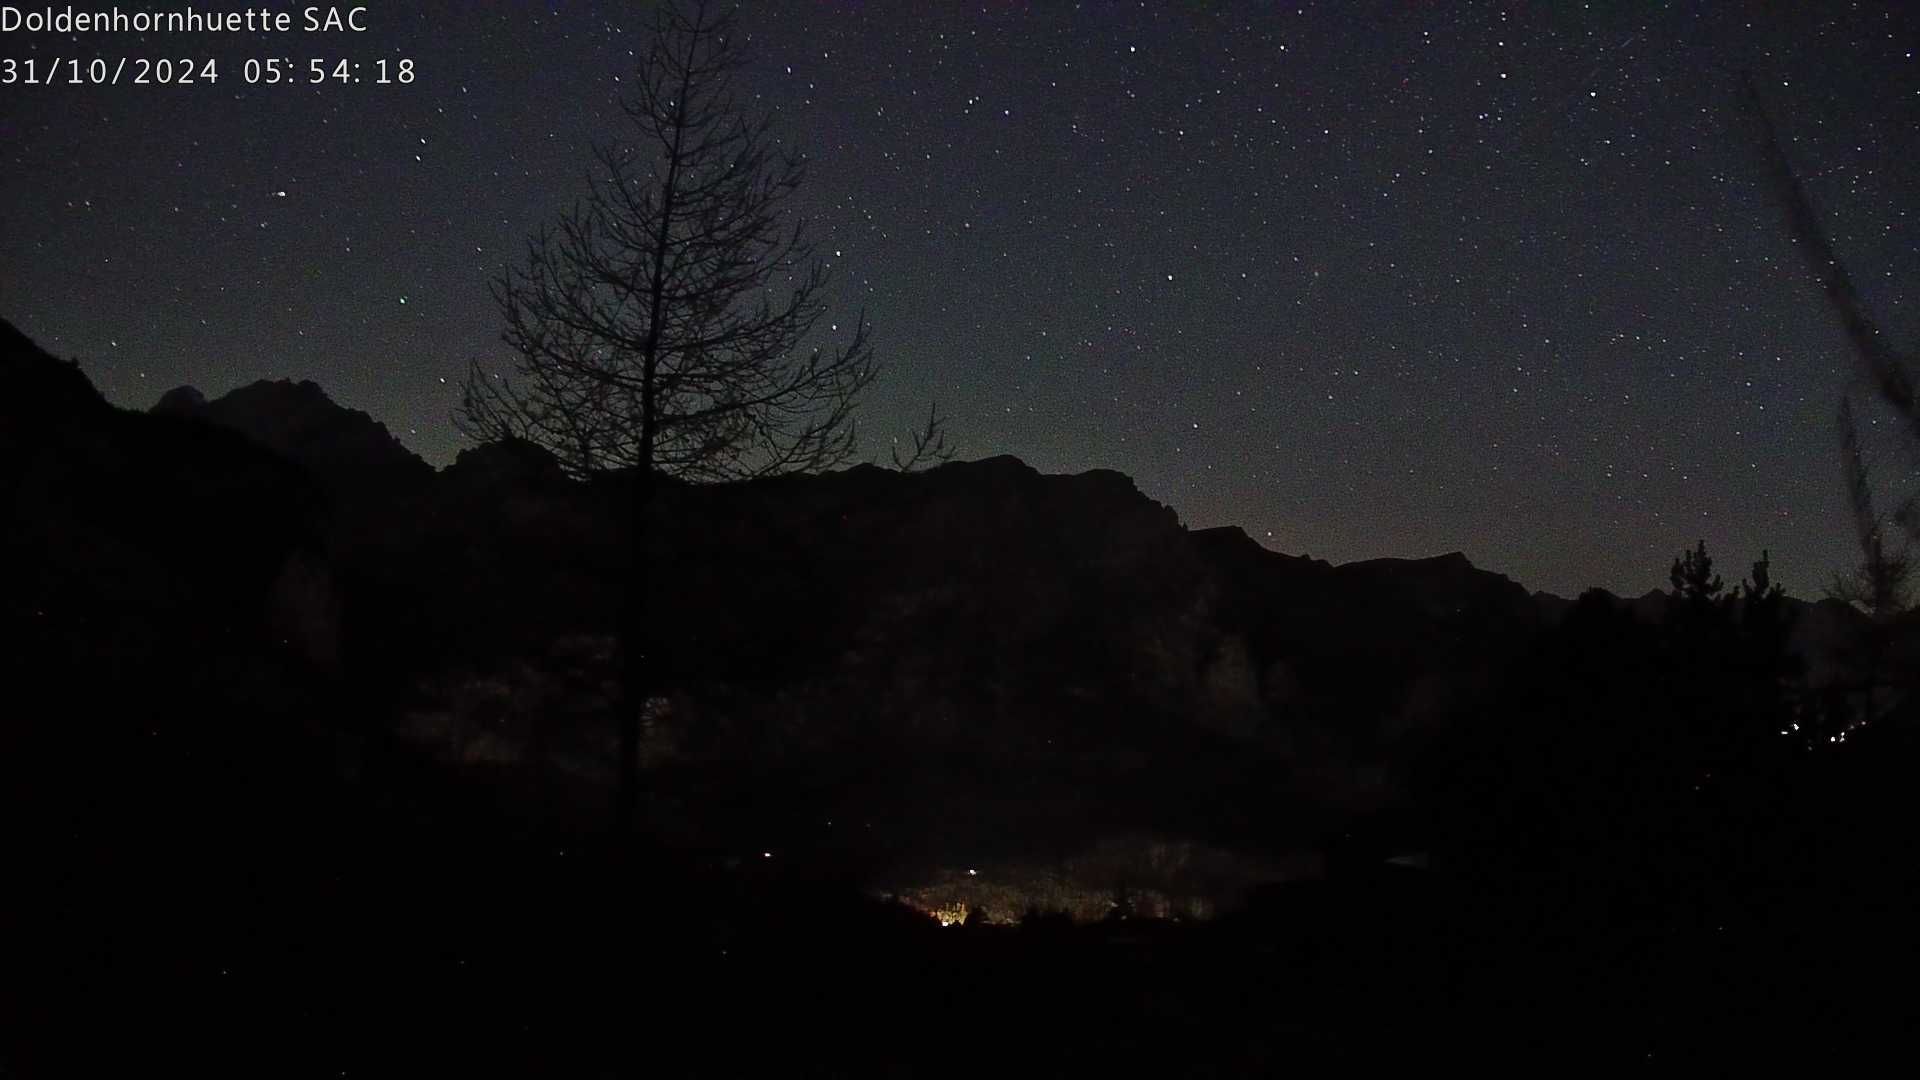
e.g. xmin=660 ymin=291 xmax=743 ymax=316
xmin=4 ymin=314 xmax=1897 ymax=927
xmin=141 ymin=371 xmax=1833 ymax=609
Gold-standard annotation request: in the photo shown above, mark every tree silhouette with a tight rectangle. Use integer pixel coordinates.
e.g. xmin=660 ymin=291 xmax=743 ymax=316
xmin=1658 ymin=541 xmax=1802 ymax=769
xmin=459 ymin=0 xmax=878 ymax=832
xmin=1740 ymin=549 xmax=1793 ymax=653
xmin=460 ymin=2 xmax=876 ymax=480
xmin=1828 ymin=398 xmax=1914 ymax=620
xmin=1733 ymin=549 xmax=1802 ymax=750
xmin=1824 ymin=400 xmax=1915 ymax=731
xmin=1669 ymin=539 xmax=1725 ymax=611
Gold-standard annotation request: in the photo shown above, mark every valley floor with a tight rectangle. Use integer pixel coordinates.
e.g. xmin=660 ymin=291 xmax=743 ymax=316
xmin=9 ymin=825 xmax=1917 ymax=1076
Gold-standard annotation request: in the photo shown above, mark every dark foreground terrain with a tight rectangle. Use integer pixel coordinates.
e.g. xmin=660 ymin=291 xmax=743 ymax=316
xmin=9 ymin=722 xmax=1920 ymax=1076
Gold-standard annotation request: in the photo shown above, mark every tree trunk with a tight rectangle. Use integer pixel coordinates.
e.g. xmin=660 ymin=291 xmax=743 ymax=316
xmin=615 ymin=467 xmax=656 ymax=838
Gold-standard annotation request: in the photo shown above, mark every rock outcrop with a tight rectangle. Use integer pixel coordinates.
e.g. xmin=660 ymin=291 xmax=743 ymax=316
xmin=153 ymin=377 xmax=433 ymax=494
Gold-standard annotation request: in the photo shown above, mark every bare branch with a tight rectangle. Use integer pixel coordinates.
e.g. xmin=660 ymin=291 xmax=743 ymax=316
xmin=889 ymin=401 xmax=955 ymax=473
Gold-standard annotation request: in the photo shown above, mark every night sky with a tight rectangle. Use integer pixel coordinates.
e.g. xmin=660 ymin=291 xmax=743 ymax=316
xmin=3 ymin=1 xmax=1916 ymax=597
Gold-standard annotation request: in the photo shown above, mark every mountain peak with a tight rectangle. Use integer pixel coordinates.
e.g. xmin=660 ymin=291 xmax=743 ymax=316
xmin=152 ymin=385 xmax=207 ymax=414
xmin=152 ymin=377 xmax=432 ymax=490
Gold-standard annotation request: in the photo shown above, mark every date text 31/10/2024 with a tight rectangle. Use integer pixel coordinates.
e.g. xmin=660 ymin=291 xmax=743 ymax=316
xmin=1 ymin=7 xmax=370 ymax=33
xmin=0 ymin=56 xmax=412 ymax=85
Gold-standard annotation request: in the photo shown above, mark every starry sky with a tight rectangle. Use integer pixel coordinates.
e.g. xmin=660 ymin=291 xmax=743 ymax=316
xmin=3 ymin=1 xmax=1917 ymax=597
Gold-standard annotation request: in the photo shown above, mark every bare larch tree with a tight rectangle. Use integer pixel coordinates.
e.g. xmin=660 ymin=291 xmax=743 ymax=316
xmin=460 ymin=0 xmax=877 ymax=833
